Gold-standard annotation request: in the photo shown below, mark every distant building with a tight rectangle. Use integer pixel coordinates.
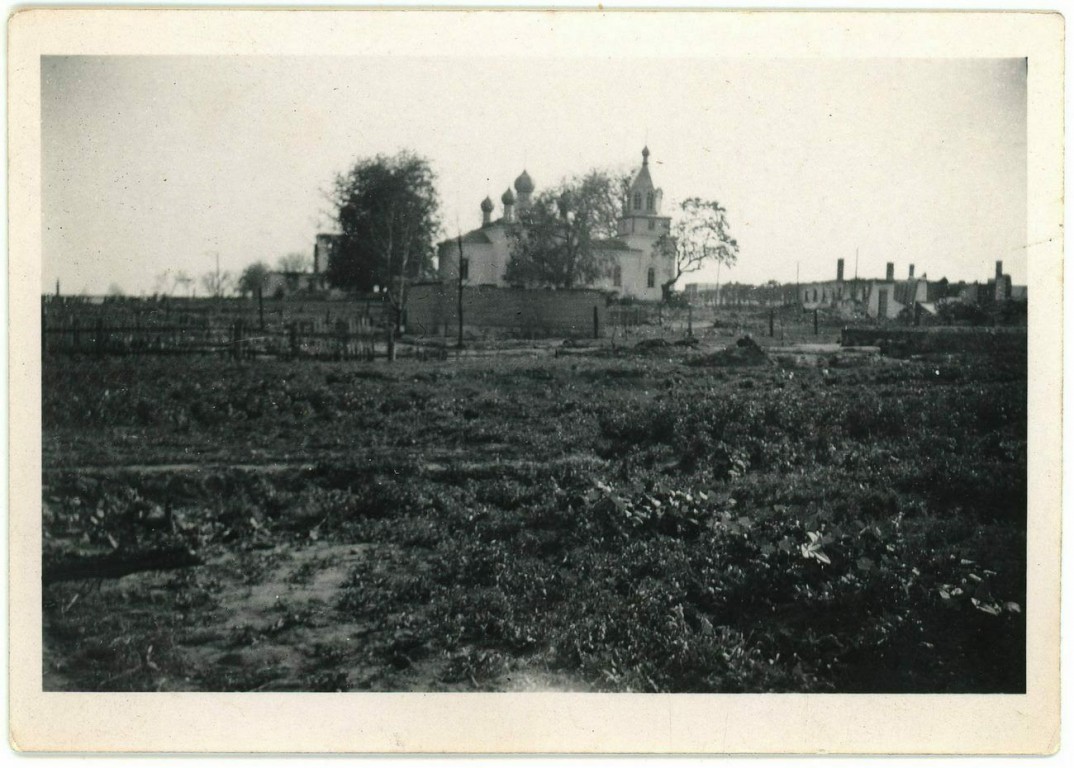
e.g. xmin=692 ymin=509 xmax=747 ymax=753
xmin=262 ymin=233 xmax=337 ymax=298
xmin=956 ymin=261 xmax=1025 ymax=306
xmin=795 ymin=260 xmax=927 ymax=320
xmin=263 ymin=271 xmax=326 ymax=299
xmin=796 ymin=258 xmax=1025 ymax=320
xmin=437 ymin=147 xmax=676 ymax=301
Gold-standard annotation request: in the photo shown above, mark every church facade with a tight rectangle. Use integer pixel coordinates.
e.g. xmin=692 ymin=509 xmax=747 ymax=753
xmin=437 ymin=148 xmax=676 ymax=301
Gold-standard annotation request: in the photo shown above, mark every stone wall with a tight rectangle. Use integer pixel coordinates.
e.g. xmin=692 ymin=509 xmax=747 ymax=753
xmin=407 ymin=283 xmax=606 ymax=339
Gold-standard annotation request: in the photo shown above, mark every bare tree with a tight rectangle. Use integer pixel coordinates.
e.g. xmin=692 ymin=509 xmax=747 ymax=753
xmin=657 ymin=197 xmax=739 ymax=302
xmin=172 ymin=270 xmax=194 ymax=297
xmin=277 ymin=252 xmax=312 ymax=272
xmin=200 ymin=271 xmax=234 ymax=298
xmin=153 ymin=269 xmax=172 ymax=296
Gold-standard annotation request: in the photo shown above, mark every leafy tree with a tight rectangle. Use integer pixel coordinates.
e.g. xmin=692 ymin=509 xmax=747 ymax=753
xmin=277 ymin=252 xmax=311 ymax=272
xmin=327 ymin=151 xmax=440 ymax=294
xmin=658 ymin=198 xmax=739 ymax=302
xmin=327 ymin=151 xmax=440 ymax=360
xmin=238 ymin=261 xmax=272 ymax=297
xmin=505 ymin=170 xmax=625 ymax=289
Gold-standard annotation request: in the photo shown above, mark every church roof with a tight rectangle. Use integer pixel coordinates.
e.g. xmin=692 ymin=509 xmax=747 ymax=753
xmin=460 ymin=229 xmax=493 ymax=244
xmin=628 ymin=146 xmax=656 ymax=193
xmin=629 ymin=166 xmax=654 ymax=193
xmin=439 ymin=228 xmax=493 ymax=248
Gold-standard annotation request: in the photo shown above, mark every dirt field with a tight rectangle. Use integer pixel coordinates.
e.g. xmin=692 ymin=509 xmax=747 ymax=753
xmin=41 ymin=338 xmax=1027 ymax=692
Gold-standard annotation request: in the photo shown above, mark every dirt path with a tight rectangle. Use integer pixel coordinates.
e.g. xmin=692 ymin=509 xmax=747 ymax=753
xmin=44 ymin=451 xmax=607 ymax=478
xmin=44 ymin=534 xmax=594 ymax=692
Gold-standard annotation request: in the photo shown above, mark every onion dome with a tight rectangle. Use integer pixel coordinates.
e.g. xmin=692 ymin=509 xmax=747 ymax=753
xmin=480 ymin=196 xmax=494 ymax=213
xmin=514 ymin=170 xmax=535 ymax=195
xmin=501 ymin=187 xmax=516 ymax=205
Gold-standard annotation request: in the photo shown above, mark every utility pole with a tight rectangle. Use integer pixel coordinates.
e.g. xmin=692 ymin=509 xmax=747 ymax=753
xmin=715 ymin=261 xmax=722 ymax=309
xmin=456 ymin=233 xmax=465 ymax=350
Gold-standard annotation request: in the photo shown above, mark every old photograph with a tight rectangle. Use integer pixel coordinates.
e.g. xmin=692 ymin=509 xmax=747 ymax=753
xmin=37 ymin=51 xmax=1031 ymax=695
xmin=10 ymin=8 xmax=1063 ymax=755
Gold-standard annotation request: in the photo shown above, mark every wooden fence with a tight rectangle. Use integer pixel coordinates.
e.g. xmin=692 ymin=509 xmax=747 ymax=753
xmin=606 ymin=304 xmax=697 ymax=339
xmin=42 ymin=297 xmax=388 ymax=360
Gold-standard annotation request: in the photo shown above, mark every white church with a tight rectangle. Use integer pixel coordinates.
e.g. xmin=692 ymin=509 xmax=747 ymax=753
xmin=437 ymin=147 xmax=676 ymax=301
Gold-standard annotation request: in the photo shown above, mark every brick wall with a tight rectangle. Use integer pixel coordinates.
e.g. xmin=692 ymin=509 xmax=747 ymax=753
xmin=407 ymin=283 xmax=606 ymax=338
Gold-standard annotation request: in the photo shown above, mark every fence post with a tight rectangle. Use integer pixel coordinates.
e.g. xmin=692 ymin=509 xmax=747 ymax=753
xmin=687 ymin=305 xmax=693 ymax=338
xmin=593 ymin=306 xmax=599 ymax=339
xmin=813 ymin=308 xmax=819 ymax=336
xmin=387 ymin=314 xmax=396 ymax=362
xmin=769 ymin=310 xmax=774 ymax=338
xmin=457 ymin=273 xmax=465 ymax=350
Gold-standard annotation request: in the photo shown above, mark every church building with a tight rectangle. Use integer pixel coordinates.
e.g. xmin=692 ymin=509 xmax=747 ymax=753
xmin=437 ymin=147 xmax=676 ymax=301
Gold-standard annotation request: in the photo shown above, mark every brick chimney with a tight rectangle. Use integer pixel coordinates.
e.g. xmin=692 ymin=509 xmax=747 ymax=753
xmin=886 ymin=262 xmax=895 ymax=281
xmin=837 ymin=258 xmax=845 ymax=282
xmin=996 ymin=260 xmax=1003 ymax=279
xmin=909 ymin=264 xmax=915 ymax=279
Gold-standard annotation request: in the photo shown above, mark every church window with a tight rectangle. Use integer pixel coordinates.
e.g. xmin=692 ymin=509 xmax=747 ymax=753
xmin=633 ymin=192 xmax=642 ymax=210
xmin=613 ymin=265 xmax=622 ymax=287
xmin=645 ymin=192 xmax=654 ymax=211
xmin=460 ymin=258 xmax=469 ymax=280
xmin=647 ymin=267 xmax=656 ymax=289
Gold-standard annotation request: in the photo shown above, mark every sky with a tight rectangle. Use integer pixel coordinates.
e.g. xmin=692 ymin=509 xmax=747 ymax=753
xmin=41 ymin=56 xmax=1027 ymax=295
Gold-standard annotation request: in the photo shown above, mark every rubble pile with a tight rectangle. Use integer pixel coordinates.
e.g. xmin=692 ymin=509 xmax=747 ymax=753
xmin=688 ymin=335 xmax=771 ymax=367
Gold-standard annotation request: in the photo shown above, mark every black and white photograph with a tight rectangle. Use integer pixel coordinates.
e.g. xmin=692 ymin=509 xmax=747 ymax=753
xmin=9 ymin=8 xmax=1063 ymax=755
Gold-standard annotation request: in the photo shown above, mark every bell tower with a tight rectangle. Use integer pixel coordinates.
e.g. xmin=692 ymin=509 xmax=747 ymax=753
xmin=618 ymin=146 xmax=671 ymax=240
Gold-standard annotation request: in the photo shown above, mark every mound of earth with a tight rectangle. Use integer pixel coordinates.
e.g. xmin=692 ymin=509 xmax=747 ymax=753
xmin=688 ymin=335 xmax=770 ymax=367
xmin=631 ymin=338 xmax=673 ymax=354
